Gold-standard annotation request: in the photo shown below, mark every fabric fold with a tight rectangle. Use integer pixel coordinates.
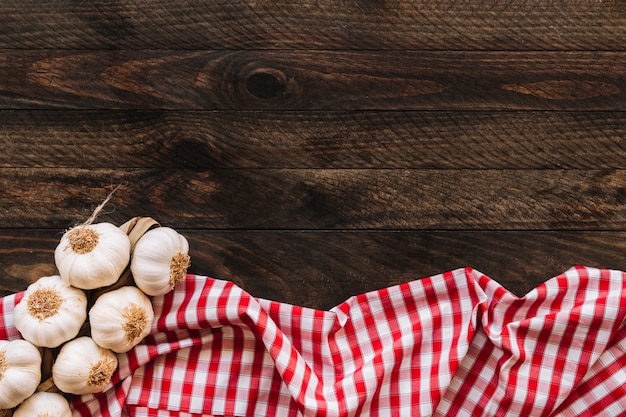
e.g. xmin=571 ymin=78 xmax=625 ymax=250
xmin=1 ymin=266 xmax=625 ymax=416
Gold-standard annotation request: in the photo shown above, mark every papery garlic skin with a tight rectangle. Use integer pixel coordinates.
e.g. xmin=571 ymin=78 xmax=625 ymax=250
xmin=52 ymin=336 xmax=118 ymax=395
xmin=13 ymin=275 xmax=87 ymax=348
xmin=89 ymin=286 xmax=154 ymax=353
xmin=13 ymin=391 xmax=72 ymax=417
xmin=131 ymin=227 xmax=191 ymax=296
xmin=0 ymin=339 xmax=42 ymax=409
xmin=55 ymin=222 xmax=131 ymax=290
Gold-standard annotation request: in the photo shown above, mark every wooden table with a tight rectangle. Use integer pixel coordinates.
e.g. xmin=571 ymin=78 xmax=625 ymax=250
xmin=1 ymin=1 xmax=625 ymax=309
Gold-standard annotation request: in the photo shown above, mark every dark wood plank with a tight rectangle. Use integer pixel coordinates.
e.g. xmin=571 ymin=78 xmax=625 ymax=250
xmin=0 ymin=229 xmax=60 ymax=298
xmin=2 ymin=229 xmax=626 ymax=309
xmin=189 ymin=231 xmax=626 ymax=308
xmin=0 ymin=0 xmax=623 ymax=50
xmin=1 ymin=168 xmax=625 ymax=230
xmin=2 ymin=110 xmax=626 ymax=169
xmin=1 ymin=51 xmax=625 ymax=110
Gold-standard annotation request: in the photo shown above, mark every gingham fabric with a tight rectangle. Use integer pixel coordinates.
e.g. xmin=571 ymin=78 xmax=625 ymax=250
xmin=1 ymin=266 xmax=626 ymax=416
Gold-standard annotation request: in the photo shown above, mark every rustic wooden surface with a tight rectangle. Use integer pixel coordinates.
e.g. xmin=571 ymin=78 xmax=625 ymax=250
xmin=1 ymin=1 xmax=625 ymax=309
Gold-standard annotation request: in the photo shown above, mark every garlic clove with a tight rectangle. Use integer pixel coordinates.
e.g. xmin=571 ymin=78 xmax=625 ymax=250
xmin=52 ymin=336 xmax=118 ymax=395
xmin=130 ymin=227 xmax=191 ymax=296
xmin=13 ymin=275 xmax=87 ymax=348
xmin=0 ymin=339 xmax=42 ymax=409
xmin=89 ymin=286 xmax=154 ymax=353
xmin=55 ymin=222 xmax=131 ymax=290
xmin=12 ymin=391 xmax=72 ymax=417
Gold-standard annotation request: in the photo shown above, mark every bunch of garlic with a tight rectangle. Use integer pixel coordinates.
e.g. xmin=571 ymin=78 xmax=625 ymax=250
xmin=2 ymin=216 xmax=191 ymax=413
xmin=55 ymin=221 xmax=191 ymax=296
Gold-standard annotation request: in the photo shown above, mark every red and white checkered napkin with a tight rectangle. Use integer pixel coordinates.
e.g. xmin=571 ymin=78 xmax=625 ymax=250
xmin=2 ymin=266 xmax=626 ymax=416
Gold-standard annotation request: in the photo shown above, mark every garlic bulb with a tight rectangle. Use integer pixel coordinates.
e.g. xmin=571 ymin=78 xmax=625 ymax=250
xmin=55 ymin=222 xmax=131 ymax=290
xmin=0 ymin=339 xmax=42 ymax=409
xmin=12 ymin=392 xmax=72 ymax=417
xmin=89 ymin=286 xmax=154 ymax=353
xmin=130 ymin=227 xmax=191 ymax=296
xmin=13 ymin=275 xmax=87 ymax=348
xmin=52 ymin=336 xmax=118 ymax=395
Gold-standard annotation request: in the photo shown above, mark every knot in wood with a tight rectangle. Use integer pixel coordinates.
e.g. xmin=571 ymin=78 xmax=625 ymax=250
xmin=245 ymin=69 xmax=286 ymax=100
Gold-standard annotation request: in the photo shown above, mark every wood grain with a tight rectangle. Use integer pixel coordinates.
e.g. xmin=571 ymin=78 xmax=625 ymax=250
xmin=2 ymin=1 xmax=625 ymax=313
xmin=1 ymin=168 xmax=625 ymax=230
xmin=2 ymin=229 xmax=626 ymax=309
xmin=0 ymin=1 xmax=623 ymax=50
xmin=1 ymin=51 xmax=625 ymax=110
xmin=2 ymin=110 xmax=626 ymax=169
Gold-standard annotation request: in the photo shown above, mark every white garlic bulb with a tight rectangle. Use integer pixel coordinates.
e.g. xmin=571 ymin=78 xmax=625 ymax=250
xmin=0 ymin=339 xmax=42 ymax=409
xmin=130 ymin=227 xmax=191 ymax=296
xmin=13 ymin=275 xmax=87 ymax=348
xmin=12 ymin=391 xmax=72 ymax=417
xmin=89 ymin=286 xmax=154 ymax=353
xmin=52 ymin=336 xmax=118 ymax=395
xmin=55 ymin=222 xmax=131 ymax=290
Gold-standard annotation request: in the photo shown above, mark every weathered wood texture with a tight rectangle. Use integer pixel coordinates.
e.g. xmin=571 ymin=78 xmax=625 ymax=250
xmin=0 ymin=1 xmax=623 ymax=50
xmin=2 ymin=110 xmax=626 ymax=169
xmin=1 ymin=1 xmax=625 ymax=308
xmin=1 ymin=169 xmax=626 ymax=230
xmin=1 ymin=51 xmax=625 ymax=110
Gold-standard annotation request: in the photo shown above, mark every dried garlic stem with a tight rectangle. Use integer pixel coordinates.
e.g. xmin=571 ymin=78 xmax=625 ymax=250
xmin=81 ymin=185 xmax=121 ymax=226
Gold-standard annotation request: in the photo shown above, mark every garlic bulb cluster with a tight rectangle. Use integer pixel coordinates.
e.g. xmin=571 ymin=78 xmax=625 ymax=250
xmin=55 ymin=222 xmax=131 ymax=290
xmin=13 ymin=275 xmax=87 ymax=348
xmin=0 ymin=339 xmax=42 ymax=409
xmin=131 ymin=227 xmax=191 ymax=296
xmin=12 ymin=392 xmax=71 ymax=417
xmin=3 ymin=214 xmax=191 ymax=413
